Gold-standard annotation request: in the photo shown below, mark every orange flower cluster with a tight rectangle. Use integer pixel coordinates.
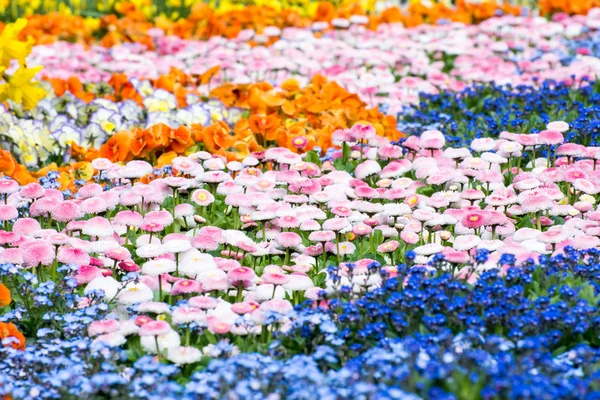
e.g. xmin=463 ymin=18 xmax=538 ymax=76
xmin=83 ymin=124 xmax=195 ymax=165
xmin=377 ymin=0 xmax=521 ymax=27
xmin=0 ymin=322 xmax=26 ymax=351
xmin=0 ymin=283 xmax=11 ymax=307
xmin=1 ymin=147 xmax=96 ymax=190
xmin=45 ymin=68 xmax=197 ymax=106
xmin=0 ymin=149 xmax=38 ymax=186
xmin=100 ymin=2 xmax=319 ymax=48
xmin=538 ymin=0 xmax=600 ymax=15
xmin=0 ymin=281 xmax=26 ymax=353
xmin=1 ymin=1 xmax=522 ymax=48
xmin=0 ymin=13 xmax=97 ymax=45
xmin=211 ymin=75 xmax=402 ymax=150
xmin=66 ymin=74 xmax=401 ymax=165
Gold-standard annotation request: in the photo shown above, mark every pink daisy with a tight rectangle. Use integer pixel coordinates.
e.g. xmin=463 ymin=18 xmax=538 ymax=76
xmin=191 ymin=234 xmax=219 ymax=251
xmin=171 ymin=280 xmax=202 ymax=295
xmin=113 ymin=210 xmax=143 ymax=227
xmin=0 ymin=179 xmax=19 ymax=195
xmin=0 ymin=205 xmax=18 ymax=221
xmin=188 ymin=296 xmax=218 ymax=309
xmin=22 ymin=240 xmax=55 ymax=267
xmin=144 ymin=210 xmax=174 ymax=227
xmin=57 ymin=247 xmax=91 ymax=266
xmin=277 ymin=215 xmax=300 ymax=229
xmin=82 ymin=217 xmax=114 ymax=237
xmin=80 ymin=197 xmax=108 ymax=214
xmin=88 ymin=319 xmax=120 ymax=337
xmin=139 ymin=320 xmax=172 ymax=336
xmin=20 ymin=183 xmax=45 ymax=199
xmin=275 ymin=232 xmax=302 ymax=248
xmin=191 ymin=189 xmax=215 ymax=206
xmin=51 ymin=201 xmax=81 ymax=222
xmin=227 ymin=267 xmax=256 ymax=285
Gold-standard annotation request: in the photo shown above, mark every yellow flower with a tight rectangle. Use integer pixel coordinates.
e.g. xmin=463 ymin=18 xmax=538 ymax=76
xmin=20 ymin=149 xmax=38 ymax=168
xmin=84 ymin=17 xmax=101 ymax=31
xmin=0 ymin=65 xmax=5 ymax=97
xmin=0 ymin=18 xmax=34 ymax=68
xmin=0 ymin=65 xmax=46 ymax=110
xmin=73 ymin=161 xmax=94 ymax=181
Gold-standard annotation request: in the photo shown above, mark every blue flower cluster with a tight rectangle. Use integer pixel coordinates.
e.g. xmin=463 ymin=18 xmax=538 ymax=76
xmin=0 ymin=338 xmax=183 ymax=400
xmin=286 ymin=248 xmax=600 ymax=354
xmin=396 ymin=79 xmax=600 ymax=149
xmin=3 ymin=248 xmax=600 ymax=399
xmin=0 ymin=264 xmax=110 ymax=338
xmin=182 ymin=248 xmax=600 ymax=399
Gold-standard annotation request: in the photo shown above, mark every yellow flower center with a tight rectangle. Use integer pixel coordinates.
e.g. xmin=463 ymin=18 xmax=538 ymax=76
xmin=101 ymin=120 xmax=116 ymax=133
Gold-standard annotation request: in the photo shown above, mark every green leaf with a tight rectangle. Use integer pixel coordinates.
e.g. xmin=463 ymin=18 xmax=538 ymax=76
xmin=552 ymin=346 xmax=567 ymax=357
xmin=371 ymin=230 xmax=384 ymax=247
xmin=333 ymin=158 xmax=346 ymax=171
xmin=580 ymin=283 xmax=598 ymax=305
xmin=416 ymin=185 xmax=434 ymax=197
xmin=305 ymin=150 xmax=322 ymax=167
xmin=342 ymin=142 xmax=351 ymax=164
xmin=333 ymin=158 xmax=357 ymax=174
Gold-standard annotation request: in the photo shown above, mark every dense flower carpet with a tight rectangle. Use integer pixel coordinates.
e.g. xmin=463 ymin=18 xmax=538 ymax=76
xmin=4 ymin=1 xmax=600 ymax=399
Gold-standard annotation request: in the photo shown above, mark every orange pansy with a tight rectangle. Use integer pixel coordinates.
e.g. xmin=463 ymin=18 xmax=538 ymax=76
xmin=249 ymin=114 xmax=281 ymax=141
xmin=99 ymin=130 xmax=134 ymax=162
xmin=0 ymin=150 xmax=17 ymax=176
xmin=0 ymin=283 xmax=10 ymax=307
xmin=0 ymin=322 xmax=26 ymax=351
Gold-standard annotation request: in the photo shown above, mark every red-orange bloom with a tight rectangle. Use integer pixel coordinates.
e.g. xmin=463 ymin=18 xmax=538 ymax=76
xmin=248 ymin=114 xmax=281 ymax=141
xmin=0 ymin=150 xmax=17 ymax=176
xmin=99 ymin=130 xmax=134 ymax=162
xmin=0 ymin=283 xmax=10 ymax=307
xmin=0 ymin=322 xmax=26 ymax=351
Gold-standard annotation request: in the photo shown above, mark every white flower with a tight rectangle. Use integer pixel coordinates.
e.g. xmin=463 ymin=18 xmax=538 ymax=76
xmin=141 ymin=331 xmax=181 ymax=354
xmin=135 ymin=234 xmax=162 ymax=247
xmin=546 ymin=121 xmax=569 ymax=132
xmin=167 ymin=346 xmax=203 ymax=365
xmin=382 ymin=203 xmax=411 ymax=217
xmin=119 ymin=320 xmax=140 ymax=337
xmin=117 ymin=282 xmax=154 ymax=305
xmin=206 ymin=302 xmax=239 ymax=325
xmin=87 ymin=240 xmax=119 ymax=253
xmin=354 ymin=160 xmax=382 ymax=180
xmin=202 ymin=343 xmax=240 ymax=358
xmin=137 ymin=243 xmax=167 ymax=258
xmin=172 ymin=306 xmax=206 ymax=325
xmin=413 ymin=243 xmax=444 ymax=256
xmin=283 ymin=274 xmax=314 ymax=291
xmin=481 ymin=152 xmax=508 ymax=164
xmin=164 ymin=240 xmax=192 ymax=254
xmin=92 ymin=332 xmax=126 ymax=348
xmin=138 ymin=301 xmax=171 ymax=314
xmin=477 ymin=240 xmax=504 ymax=251
xmin=179 ymin=249 xmax=217 ymax=277
xmin=255 ymin=284 xmax=287 ymax=301
xmin=453 ymin=235 xmax=481 ymax=251
xmin=85 ymin=276 xmax=120 ymax=300
xmin=142 ymin=259 xmax=176 ymax=276
xmin=144 ymin=89 xmax=177 ymax=113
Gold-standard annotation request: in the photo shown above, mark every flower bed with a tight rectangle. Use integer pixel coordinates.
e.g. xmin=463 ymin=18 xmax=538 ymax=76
xmin=2 ymin=6 xmax=600 ymax=400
